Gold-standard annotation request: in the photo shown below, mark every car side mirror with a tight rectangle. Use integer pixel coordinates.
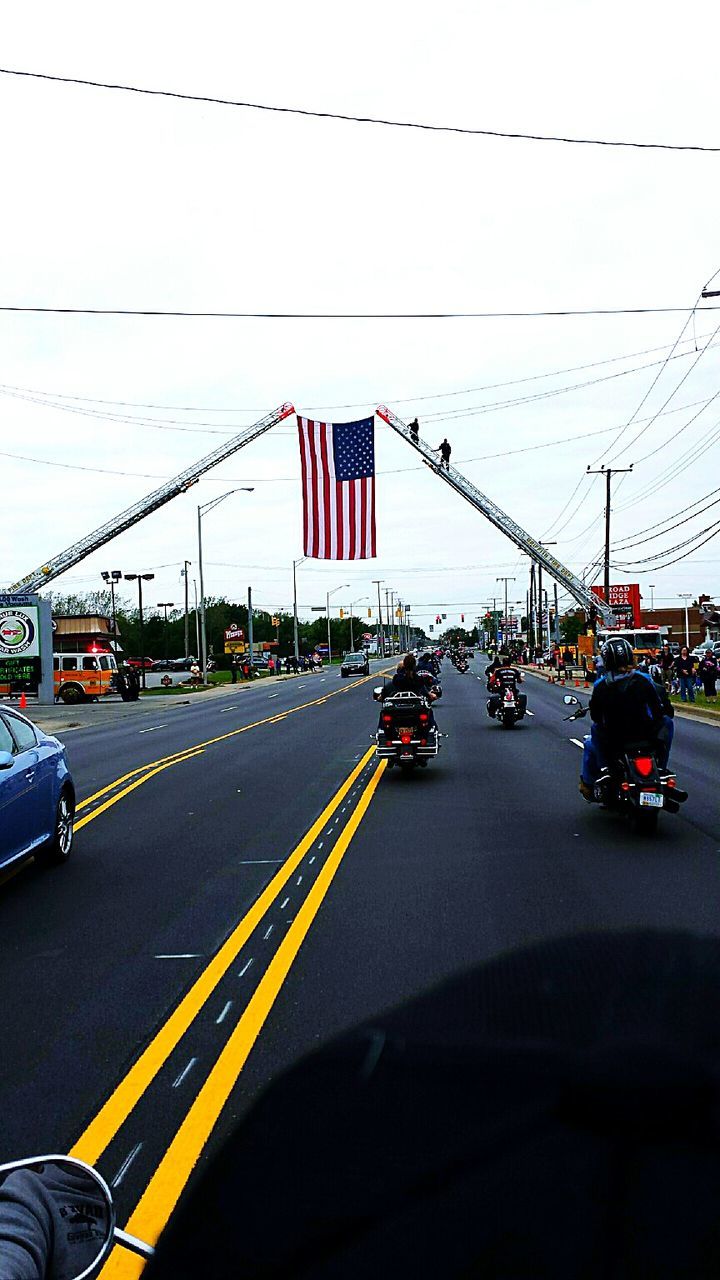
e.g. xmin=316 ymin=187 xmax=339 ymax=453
xmin=563 ymin=694 xmax=579 ymax=705
xmin=0 ymin=1156 xmax=115 ymax=1278
xmin=0 ymin=751 xmax=14 ymax=770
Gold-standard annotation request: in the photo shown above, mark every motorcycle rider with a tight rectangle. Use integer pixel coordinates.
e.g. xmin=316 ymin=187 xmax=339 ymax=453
xmin=380 ymin=653 xmax=439 ymax=729
xmin=487 ymin=656 xmax=527 ymax=719
xmin=579 ymin=636 xmax=666 ymax=801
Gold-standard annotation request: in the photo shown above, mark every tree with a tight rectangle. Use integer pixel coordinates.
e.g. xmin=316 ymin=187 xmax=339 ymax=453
xmin=560 ymin=611 xmax=585 ymax=645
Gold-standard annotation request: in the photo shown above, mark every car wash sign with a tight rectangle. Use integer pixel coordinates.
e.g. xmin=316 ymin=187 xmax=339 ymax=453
xmin=0 ymin=604 xmax=40 ymax=657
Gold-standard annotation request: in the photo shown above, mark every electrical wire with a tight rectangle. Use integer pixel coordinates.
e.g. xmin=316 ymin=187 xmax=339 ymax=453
xmin=0 ymin=330 xmax=713 ymax=412
xmin=611 ymin=484 xmax=720 ymax=550
xmin=2 ymin=67 xmax=720 ymax=151
xmin=0 ymin=305 xmax=719 ymax=319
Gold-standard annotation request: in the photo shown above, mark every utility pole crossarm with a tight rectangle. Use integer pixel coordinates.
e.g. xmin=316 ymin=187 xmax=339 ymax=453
xmin=7 ymin=402 xmax=295 ymax=595
xmin=377 ymin=405 xmax=614 ymax=625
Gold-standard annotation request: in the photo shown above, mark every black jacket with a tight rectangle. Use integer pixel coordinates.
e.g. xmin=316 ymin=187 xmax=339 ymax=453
xmin=589 ymin=671 xmax=665 ymax=751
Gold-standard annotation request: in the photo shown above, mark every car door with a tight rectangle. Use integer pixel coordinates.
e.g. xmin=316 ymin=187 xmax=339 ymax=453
xmin=1 ymin=713 xmax=49 ymax=851
xmin=0 ymin=714 xmax=36 ymax=866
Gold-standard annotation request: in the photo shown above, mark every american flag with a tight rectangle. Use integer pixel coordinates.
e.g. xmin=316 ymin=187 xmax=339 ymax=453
xmin=297 ymin=416 xmax=376 ymax=559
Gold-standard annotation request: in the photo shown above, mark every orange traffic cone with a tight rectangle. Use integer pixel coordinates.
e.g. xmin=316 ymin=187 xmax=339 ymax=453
xmin=574 ymin=678 xmax=580 ymax=688
xmin=19 ymin=692 xmax=27 ymax=709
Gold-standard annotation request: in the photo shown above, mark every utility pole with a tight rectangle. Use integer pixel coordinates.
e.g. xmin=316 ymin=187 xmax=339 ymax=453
xmin=385 ymin=589 xmax=391 ymax=654
xmin=536 ymin=541 xmax=557 ymax=655
xmin=586 ymin=465 xmax=633 ymax=604
xmin=157 ymin=602 xmax=175 ymax=662
xmin=248 ymin=586 xmax=254 ymax=674
xmin=529 ymin=564 xmax=536 ymax=652
xmin=292 ymin=557 xmax=305 ymax=664
xmin=496 ymin=577 xmax=515 ymax=649
xmin=373 ymin=579 xmax=384 ymax=658
xmin=182 ymin=560 xmax=191 ymax=658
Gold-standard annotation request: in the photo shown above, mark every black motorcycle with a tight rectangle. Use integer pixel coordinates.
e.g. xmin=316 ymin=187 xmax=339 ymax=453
xmin=563 ymin=695 xmax=688 ymax=832
xmin=374 ymin=681 xmax=441 ymax=771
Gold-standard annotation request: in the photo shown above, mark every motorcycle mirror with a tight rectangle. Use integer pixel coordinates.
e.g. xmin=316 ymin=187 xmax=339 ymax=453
xmin=563 ymin=695 xmax=579 ymax=705
xmin=0 ymin=1155 xmax=115 ymax=1280
xmin=372 ymin=686 xmax=384 ymax=700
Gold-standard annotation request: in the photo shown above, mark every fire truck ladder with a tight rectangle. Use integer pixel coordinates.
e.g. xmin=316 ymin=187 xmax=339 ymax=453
xmin=376 ymin=405 xmax=613 ymax=625
xmin=7 ymin=402 xmax=295 ymax=595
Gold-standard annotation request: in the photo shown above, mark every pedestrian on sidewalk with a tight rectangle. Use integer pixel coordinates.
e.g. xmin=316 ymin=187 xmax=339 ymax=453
xmin=698 ymin=651 xmax=718 ymax=701
xmin=676 ymin=647 xmax=696 ymax=702
xmin=268 ymin=656 xmax=275 ymax=677
xmin=659 ymin=642 xmax=675 ymax=691
xmin=230 ymin=654 xmax=239 ymax=684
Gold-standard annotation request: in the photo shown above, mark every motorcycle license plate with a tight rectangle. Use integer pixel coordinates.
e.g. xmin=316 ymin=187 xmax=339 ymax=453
xmin=639 ymin=791 xmax=663 ymax=808
xmin=397 ymin=727 xmax=413 ymax=737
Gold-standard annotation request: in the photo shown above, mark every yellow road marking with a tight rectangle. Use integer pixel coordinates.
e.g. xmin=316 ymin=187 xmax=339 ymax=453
xmin=74 ymin=752 xmax=205 ymax=833
xmin=76 ymin=669 xmax=388 ymax=814
xmin=99 ymin=758 xmax=386 ymax=1278
xmin=70 ymin=745 xmax=377 ymax=1168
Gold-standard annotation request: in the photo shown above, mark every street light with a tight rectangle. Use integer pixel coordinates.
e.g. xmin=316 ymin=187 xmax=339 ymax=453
xmin=123 ymin=573 xmax=155 ymax=688
xmin=679 ymin=593 xmax=692 ymax=647
xmin=372 ymin=579 xmax=384 ymax=656
xmin=348 ymin=597 xmax=368 ymax=651
xmin=327 ymin=583 xmax=349 ymax=662
xmin=198 ymin=488 xmax=254 ymax=682
xmin=157 ymin=602 xmax=175 ymax=662
xmin=100 ymin=570 xmax=122 ymax=648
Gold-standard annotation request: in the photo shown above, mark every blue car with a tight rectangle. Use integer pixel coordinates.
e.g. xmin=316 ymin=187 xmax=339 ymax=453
xmin=0 ymin=709 xmax=75 ymax=873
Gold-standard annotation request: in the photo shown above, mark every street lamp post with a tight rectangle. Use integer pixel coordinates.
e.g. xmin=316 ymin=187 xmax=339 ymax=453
xmin=181 ymin=560 xmax=191 ymax=658
xmin=349 ymin=597 xmax=368 ymax=651
xmin=157 ymin=602 xmax=175 ymax=662
xmin=123 ymin=573 xmax=155 ymax=689
xmin=327 ymin=583 xmax=349 ymax=662
xmin=198 ymin=488 xmax=254 ymax=682
xmin=372 ymin=579 xmax=384 ymax=658
xmin=679 ymin=593 xmax=692 ymax=647
xmin=101 ymin=570 xmax=122 ymax=649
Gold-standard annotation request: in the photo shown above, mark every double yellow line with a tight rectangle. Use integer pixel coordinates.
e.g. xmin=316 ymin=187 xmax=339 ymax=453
xmin=75 ymin=669 xmax=386 ymax=834
xmin=79 ymin=747 xmax=384 ymax=1276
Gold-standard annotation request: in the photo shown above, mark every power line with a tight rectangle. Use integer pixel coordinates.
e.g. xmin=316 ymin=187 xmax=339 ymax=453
xmin=611 ymin=484 xmax=720 ymax=550
xmin=1 ymin=330 xmax=713 ymax=412
xmin=0 ymin=304 xmax=718 ymax=319
xmin=2 ymin=67 xmax=719 ymax=152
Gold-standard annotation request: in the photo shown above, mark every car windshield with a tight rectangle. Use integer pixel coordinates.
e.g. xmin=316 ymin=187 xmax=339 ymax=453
xmin=345 ymin=654 xmax=365 ymax=662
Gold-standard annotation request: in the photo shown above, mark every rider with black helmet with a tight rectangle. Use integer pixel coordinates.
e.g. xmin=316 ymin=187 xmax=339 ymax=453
xmin=579 ymin=636 xmax=666 ymax=801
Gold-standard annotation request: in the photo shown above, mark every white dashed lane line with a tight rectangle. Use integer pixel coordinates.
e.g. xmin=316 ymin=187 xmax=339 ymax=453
xmin=570 ymin=738 xmax=585 ymax=749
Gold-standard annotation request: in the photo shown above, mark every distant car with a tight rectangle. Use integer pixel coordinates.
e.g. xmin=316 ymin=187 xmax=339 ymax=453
xmin=341 ymin=651 xmax=370 ymax=677
xmin=126 ymin=657 xmax=156 ymax=670
xmin=692 ymin=641 xmax=720 ymax=661
xmin=0 ymin=709 xmax=75 ymax=874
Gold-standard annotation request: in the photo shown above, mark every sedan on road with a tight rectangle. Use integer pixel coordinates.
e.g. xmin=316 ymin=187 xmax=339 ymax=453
xmin=0 ymin=710 xmax=75 ymax=874
xmin=340 ymin=651 xmax=370 ymax=677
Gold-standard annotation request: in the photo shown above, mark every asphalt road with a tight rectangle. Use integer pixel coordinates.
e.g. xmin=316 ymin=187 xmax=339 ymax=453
xmin=1 ymin=656 xmax=718 ymax=1267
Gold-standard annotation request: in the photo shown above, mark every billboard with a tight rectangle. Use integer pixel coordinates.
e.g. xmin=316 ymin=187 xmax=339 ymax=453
xmin=590 ymin=583 xmax=641 ymax=627
xmin=0 ymin=605 xmax=40 ymax=658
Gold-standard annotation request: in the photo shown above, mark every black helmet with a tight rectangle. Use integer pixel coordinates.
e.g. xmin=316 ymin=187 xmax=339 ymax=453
xmin=601 ymin=636 xmax=634 ymax=672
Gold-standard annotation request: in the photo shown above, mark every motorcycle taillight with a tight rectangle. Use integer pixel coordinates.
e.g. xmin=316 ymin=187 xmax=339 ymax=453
xmin=381 ymin=713 xmax=393 ymax=724
xmin=419 ymin=711 xmax=429 ymax=722
xmin=400 ymin=732 xmax=412 ymax=745
xmin=633 ymin=756 xmax=654 ymax=777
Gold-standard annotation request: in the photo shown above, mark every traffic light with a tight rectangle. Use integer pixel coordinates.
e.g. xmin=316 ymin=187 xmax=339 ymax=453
xmin=461 ymin=613 xmax=465 ymax=623
xmin=339 ymin=608 xmax=344 ymax=619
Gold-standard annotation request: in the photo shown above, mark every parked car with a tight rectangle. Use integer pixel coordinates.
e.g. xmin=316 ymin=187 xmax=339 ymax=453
xmin=0 ymin=709 xmax=75 ymax=873
xmin=341 ymin=651 xmax=371 ymax=677
xmin=126 ymin=657 xmax=156 ymax=670
xmin=691 ymin=641 xmax=720 ymax=661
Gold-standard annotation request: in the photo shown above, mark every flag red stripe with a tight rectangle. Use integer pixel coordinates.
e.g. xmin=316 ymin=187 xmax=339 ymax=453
xmin=359 ymin=477 xmax=367 ymax=559
xmin=319 ymin=425 xmax=332 ymax=555
xmin=308 ymin=421 xmax=320 ymax=558
xmin=348 ymin=478 xmax=356 ymax=560
xmin=370 ymin=475 xmax=376 ymax=556
xmin=299 ymin=419 xmax=310 ymax=555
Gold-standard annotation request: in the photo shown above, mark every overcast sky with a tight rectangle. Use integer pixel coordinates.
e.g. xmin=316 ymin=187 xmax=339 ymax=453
xmin=2 ymin=1 xmax=719 ymax=634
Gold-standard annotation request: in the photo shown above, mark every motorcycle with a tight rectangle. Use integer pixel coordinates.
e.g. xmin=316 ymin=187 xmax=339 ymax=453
xmin=563 ymin=694 xmax=688 ymax=832
xmin=486 ymin=674 xmax=526 ymax=728
xmin=373 ymin=680 xmax=442 ymax=771
xmin=456 ymin=658 xmax=469 ymax=674
xmin=0 ymin=1154 xmax=153 ymax=1278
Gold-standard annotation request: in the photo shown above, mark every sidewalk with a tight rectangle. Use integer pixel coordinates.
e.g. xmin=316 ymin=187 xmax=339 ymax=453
xmin=3 ymin=671 xmax=300 ymax=735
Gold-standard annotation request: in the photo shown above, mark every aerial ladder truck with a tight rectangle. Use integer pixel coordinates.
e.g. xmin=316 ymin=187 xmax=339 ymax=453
xmin=376 ymin=405 xmax=614 ymax=630
xmin=6 ymin=403 xmax=295 ymax=595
